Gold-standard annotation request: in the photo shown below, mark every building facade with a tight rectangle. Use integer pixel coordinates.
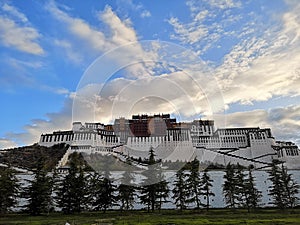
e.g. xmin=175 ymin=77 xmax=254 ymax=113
xmin=39 ymin=114 xmax=300 ymax=169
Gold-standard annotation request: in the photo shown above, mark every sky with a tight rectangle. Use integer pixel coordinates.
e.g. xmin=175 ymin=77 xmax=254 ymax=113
xmin=1 ymin=0 xmax=300 ymax=148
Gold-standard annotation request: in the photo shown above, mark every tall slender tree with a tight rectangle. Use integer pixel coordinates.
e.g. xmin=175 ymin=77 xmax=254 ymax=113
xmin=0 ymin=166 xmax=19 ymax=214
xmin=92 ymin=170 xmax=117 ymax=213
xmin=201 ymin=170 xmax=215 ymax=211
xmin=235 ymin=163 xmax=246 ymax=207
xmin=186 ymin=157 xmax=202 ymax=209
xmin=244 ymin=165 xmax=262 ymax=212
xmin=268 ymin=160 xmax=286 ymax=210
xmin=172 ymin=168 xmax=188 ymax=211
xmin=156 ymin=171 xmax=169 ymax=211
xmin=140 ymin=146 xmax=168 ymax=212
xmin=280 ymin=165 xmax=299 ymax=208
xmin=118 ymin=170 xmax=136 ymax=211
xmin=223 ymin=163 xmax=238 ymax=209
xmin=23 ymin=161 xmax=53 ymax=215
xmin=55 ymin=159 xmax=87 ymax=214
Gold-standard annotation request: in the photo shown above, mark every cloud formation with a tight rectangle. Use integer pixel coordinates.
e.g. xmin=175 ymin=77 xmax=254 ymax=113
xmin=1 ymin=0 xmax=300 ymax=149
xmin=216 ymin=0 xmax=300 ymax=106
xmin=0 ymin=3 xmax=44 ymax=55
xmin=221 ymin=105 xmax=300 ymax=145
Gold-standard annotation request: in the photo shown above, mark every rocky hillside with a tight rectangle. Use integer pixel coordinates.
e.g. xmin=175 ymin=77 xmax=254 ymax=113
xmin=0 ymin=143 xmax=68 ymax=171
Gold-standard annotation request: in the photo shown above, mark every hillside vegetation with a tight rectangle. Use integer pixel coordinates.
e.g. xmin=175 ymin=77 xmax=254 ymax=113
xmin=0 ymin=143 xmax=68 ymax=171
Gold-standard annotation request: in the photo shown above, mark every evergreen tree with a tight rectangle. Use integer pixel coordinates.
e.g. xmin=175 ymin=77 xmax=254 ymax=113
xmin=148 ymin=146 xmax=156 ymax=164
xmin=172 ymin=168 xmax=188 ymax=211
xmin=223 ymin=163 xmax=238 ymax=209
xmin=0 ymin=166 xmax=19 ymax=214
xmin=139 ymin=146 xmax=167 ymax=212
xmin=55 ymin=159 xmax=87 ymax=214
xmin=85 ymin=172 xmax=100 ymax=211
xmin=156 ymin=171 xmax=169 ymax=211
xmin=23 ymin=161 xmax=53 ymax=215
xmin=235 ymin=163 xmax=246 ymax=207
xmin=244 ymin=165 xmax=262 ymax=212
xmin=92 ymin=171 xmax=117 ymax=213
xmin=280 ymin=165 xmax=299 ymax=208
xmin=186 ymin=157 xmax=202 ymax=209
xmin=268 ymin=160 xmax=286 ymax=210
xmin=201 ymin=170 xmax=215 ymax=211
xmin=117 ymin=170 xmax=136 ymax=211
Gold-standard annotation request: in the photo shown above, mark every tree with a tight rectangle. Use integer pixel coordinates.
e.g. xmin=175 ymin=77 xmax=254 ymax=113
xmin=223 ymin=163 xmax=238 ymax=209
xmin=268 ymin=160 xmax=286 ymax=210
xmin=23 ymin=161 xmax=53 ymax=215
xmin=280 ymin=165 xmax=299 ymax=208
xmin=243 ymin=165 xmax=262 ymax=212
xmin=55 ymin=159 xmax=87 ymax=214
xmin=235 ymin=163 xmax=247 ymax=207
xmin=172 ymin=168 xmax=188 ymax=211
xmin=117 ymin=170 xmax=136 ymax=211
xmin=139 ymin=146 xmax=167 ymax=212
xmin=156 ymin=171 xmax=169 ymax=211
xmin=0 ymin=166 xmax=19 ymax=214
xmin=201 ymin=170 xmax=215 ymax=211
xmin=186 ymin=157 xmax=202 ymax=209
xmin=92 ymin=172 xmax=117 ymax=213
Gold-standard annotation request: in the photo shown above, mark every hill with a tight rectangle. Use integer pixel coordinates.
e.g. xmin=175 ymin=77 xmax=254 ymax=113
xmin=0 ymin=143 xmax=68 ymax=171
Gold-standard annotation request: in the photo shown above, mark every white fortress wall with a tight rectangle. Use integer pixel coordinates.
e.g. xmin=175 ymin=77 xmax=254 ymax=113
xmin=36 ymin=119 xmax=300 ymax=169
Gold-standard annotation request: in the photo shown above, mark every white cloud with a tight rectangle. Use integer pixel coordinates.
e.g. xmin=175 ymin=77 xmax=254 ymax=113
xmin=8 ymin=57 xmax=43 ymax=69
xmin=5 ymin=98 xmax=73 ymax=147
xmin=204 ymin=0 xmax=241 ymax=9
xmin=215 ymin=1 xmax=300 ymax=106
xmin=219 ymin=105 xmax=300 ymax=145
xmin=46 ymin=2 xmax=137 ymax=52
xmin=54 ymin=39 xmax=83 ymax=64
xmin=168 ymin=1 xmax=243 ymax=54
xmin=140 ymin=10 xmax=151 ymax=18
xmin=46 ymin=2 xmax=157 ymax=78
xmin=117 ymin=0 xmax=151 ymax=18
xmin=0 ymin=3 xmax=44 ymax=55
xmin=0 ymin=17 xmax=44 ymax=55
xmin=2 ymin=3 xmax=28 ymax=23
xmin=0 ymin=138 xmax=17 ymax=149
xmin=98 ymin=5 xmax=138 ymax=45
xmin=169 ymin=16 xmax=209 ymax=45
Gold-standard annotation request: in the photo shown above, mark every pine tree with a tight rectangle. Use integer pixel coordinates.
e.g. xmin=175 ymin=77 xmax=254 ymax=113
xmin=156 ymin=172 xmax=169 ymax=211
xmin=223 ymin=163 xmax=238 ymax=209
xmin=268 ymin=160 xmax=286 ymax=210
xmin=0 ymin=166 xmax=19 ymax=214
xmin=92 ymin=171 xmax=117 ymax=213
xmin=244 ymin=165 xmax=262 ymax=212
xmin=23 ymin=161 xmax=53 ymax=215
xmin=148 ymin=146 xmax=156 ymax=164
xmin=172 ymin=168 xmax=188 ymax=211
xmin=85 ymin=172 xmax=100 ymax=211
xmin=139 ymin=146 xmax=167 ymax=212
xmin=235 ymin=163 xmax=246 ymax=207
xmin=280 ymin=165 xmax=299 ymax=208
xmin=186 ymin=157 xmax=202 ymax=209
xmin=117 ymin=170 xmax=136 ymax=211
xmin=55 ymin=159 xmax=87 ymax=214
xmin=201 ymin=170 xmax=215 ymax=211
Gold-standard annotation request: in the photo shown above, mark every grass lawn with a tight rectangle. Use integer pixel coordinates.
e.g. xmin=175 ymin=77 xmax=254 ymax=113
xmin=1 ymin=209 xmax=300 ymax=225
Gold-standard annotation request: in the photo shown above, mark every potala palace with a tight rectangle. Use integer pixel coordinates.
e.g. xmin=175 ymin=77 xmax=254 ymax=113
xmin=39 ymin=114 xmax=300 ymax=169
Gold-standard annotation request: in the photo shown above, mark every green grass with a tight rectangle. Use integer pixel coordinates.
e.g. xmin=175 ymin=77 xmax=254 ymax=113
xmin=1 ymin=209 xmax=300 ymax=225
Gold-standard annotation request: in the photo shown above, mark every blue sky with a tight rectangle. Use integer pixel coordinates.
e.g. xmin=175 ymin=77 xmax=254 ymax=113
xmin=1 ymin=0 xmax=300 ymax=148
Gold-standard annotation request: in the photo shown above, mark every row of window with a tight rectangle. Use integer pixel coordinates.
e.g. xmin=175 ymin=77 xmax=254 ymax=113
xmin=192 ymin=136 xmax=247 ymax=144
xmin=218 ymin=129 xmax=249 ymax=136
xmin=285 ymin=148 xmax=300 ymax=156
xmin=41 ymin=134 xmax=73 ymax=142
